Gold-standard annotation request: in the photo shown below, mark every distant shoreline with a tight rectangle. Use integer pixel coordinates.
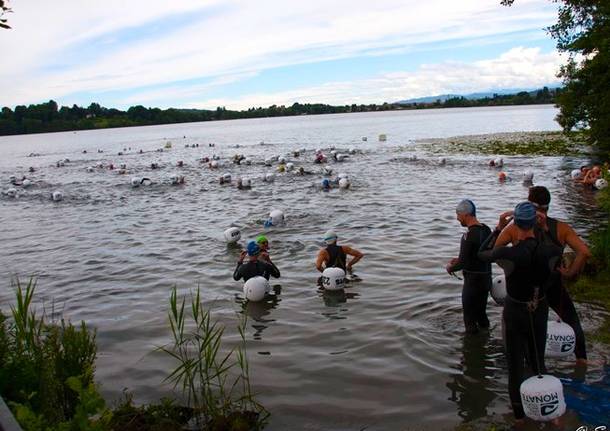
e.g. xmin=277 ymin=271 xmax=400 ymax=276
xmin=0 ymin=88 xmax=558 ymax=137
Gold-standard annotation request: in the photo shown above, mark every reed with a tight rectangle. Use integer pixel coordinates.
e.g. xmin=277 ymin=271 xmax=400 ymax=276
xmin=158 ymin=286 xmax=268 ymax=429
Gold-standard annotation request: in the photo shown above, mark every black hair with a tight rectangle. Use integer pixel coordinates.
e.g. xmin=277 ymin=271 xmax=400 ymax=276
xmin=528 ymin=186 xmax=551 ymax=207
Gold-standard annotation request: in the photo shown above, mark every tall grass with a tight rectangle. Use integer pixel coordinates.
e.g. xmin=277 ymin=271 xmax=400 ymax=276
xmin=0 ymin=277 xmax=102 ymax=429
xmin=159 ymin=286 xmax=268 ymax=429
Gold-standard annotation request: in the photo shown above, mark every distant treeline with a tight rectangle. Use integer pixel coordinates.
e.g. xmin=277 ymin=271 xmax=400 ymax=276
xmin=0 ymin=87 xmax=558 ymax=136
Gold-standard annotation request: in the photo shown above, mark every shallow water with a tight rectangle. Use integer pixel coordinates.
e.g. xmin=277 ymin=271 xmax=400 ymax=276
xmin=1 ymin=105 xmax=608 ymax=430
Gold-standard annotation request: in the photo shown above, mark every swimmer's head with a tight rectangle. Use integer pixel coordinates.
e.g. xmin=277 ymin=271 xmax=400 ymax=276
xmin=324 ymin=230 xmax=338 ymax=244
xmin=256 ymin=235 xmax=269 ymax=249
xmin=513 ymin=201 xmax=537 ymax=230
xmin=247 ymin=241 xmax=260 ymax=256
xmin=528 ymin=186 xmax=550 ymax=212
xmin=322 ymin=178 xmax=330 ymax=189
xmin=456 ymin=199 xmax=476 ymax=217
xmin=498 ymin=171 xmax=507 ymax=181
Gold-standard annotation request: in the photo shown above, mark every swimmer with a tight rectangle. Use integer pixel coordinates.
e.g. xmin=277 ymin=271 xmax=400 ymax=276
xmin=445 ymin=199 xmax=492 ymax=334
xmin=236 ymin=178 xmax=251 ymax=190
xmin=478 ymin=202 xmax=559 ymax=422
xmin=314 ymin=152 xmax=326 ymax=164
xmin=581 ymin=165 xmax=601 ymax=187
xmin=233 ymin=241 xmax=281 ymax=282
xmin=321 ymin=178 xmax=331 ymax=191
xmin=498 ymin=171 xmax=508 ymax=182
xmin=177 ymin=160 xmax=184 ymax=167
xmin=315 ymin=230 xmax=363 ymax=273
xmin=256 ymin=235 xmax=273 ymax=264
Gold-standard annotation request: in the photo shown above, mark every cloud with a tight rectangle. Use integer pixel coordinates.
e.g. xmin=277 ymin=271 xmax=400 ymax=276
xmin=0 ymin=0 xmax=560 ymax=107
xmin=185 ymin=47 xmax=564 ymax=110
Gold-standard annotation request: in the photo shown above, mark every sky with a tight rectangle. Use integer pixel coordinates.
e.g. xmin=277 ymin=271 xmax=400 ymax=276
xmin=0 ymin=0 xmax=563 ymax=111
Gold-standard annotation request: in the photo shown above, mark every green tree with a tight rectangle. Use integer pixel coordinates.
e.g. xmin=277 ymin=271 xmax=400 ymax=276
xmin=503 ymin=0 xmax=610 ymax=151
xmin=0 ymin=0 xmax=11 ymax=29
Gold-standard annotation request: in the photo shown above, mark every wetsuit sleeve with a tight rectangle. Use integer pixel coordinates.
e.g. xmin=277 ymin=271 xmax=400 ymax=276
xmin=477 ymin=230 xmax=501 ymax=262
xmin=233 ymin=262 xmax=244 ymax=281
xmin=265 ymin=261 xmax=281 ymax=279
xmin=447 ymin=233 xmax=471 ymax=273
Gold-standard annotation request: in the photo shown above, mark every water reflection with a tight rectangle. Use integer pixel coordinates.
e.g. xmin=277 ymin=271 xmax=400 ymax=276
xmin=446 ymin=332 xmax=497 ymax=423
xmin=319 ymin=287 xmax=360 ymax=308
xmin=237 ymin=285 xmax=282 ymax=340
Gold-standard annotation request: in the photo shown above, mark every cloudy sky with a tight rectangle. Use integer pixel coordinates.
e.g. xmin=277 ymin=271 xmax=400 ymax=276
xmin=0 ymin=0 xmax=563 ymax=110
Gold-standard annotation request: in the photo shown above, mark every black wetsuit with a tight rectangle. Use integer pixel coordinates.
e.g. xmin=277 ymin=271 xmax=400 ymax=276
xmin=478 ymin=232 xmax=559 ymax=420
xmin=536 ymin=217 xmax=587 ymax=360
xmin=326 ymin=244 xmax=347 ymax=271
xmin=233 ymin=260 xmax=280 ymax=282
xmin=448 ymin=224 xmax=492 ymax=333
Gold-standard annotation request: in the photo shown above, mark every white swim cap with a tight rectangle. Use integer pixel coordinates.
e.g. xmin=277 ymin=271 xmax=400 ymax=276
xmin=324 ymin=230 xmax=337 ymax=244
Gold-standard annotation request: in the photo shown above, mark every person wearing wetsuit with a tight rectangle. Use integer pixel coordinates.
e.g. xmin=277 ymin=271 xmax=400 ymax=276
xmin=233 ymin=241 xmax=280 ymax=282
xmin=315 ymin=230 xmax=363 ymax=273
xmin=495 ymin=186 xmax=591 ymax=363
xmin=478 ymin=202 xmax=559 ymax=422
xmin=446 ymin=199 xmax=492 ymax=334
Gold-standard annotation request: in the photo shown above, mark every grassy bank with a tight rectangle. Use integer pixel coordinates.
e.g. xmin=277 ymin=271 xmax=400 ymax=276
xmin=0 ymin=280 xmax=267 ymax=431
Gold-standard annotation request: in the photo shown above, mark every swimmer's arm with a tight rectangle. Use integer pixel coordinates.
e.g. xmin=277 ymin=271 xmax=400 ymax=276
xmin=266 ymin=261 xmax=281 ymax=279
xmin=342 ymin=246 xmax=363 ymax=271
xmin=315 ymin=250 xmax=328 ymax=272
xmin=233 ymin=263 xmax=244 ymax=281
xmin=495 ymin=224 xmax=517 ymax=248
xmin=559 ymin=222 xmax=592 ymax=278
xmin=477 ymin=230 xmax=501 ymax=262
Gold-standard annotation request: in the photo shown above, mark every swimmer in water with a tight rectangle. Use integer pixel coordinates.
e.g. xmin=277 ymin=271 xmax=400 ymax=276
xmin=315 ymin=230 xmax=363 ymax=273
xmin=233 ymin=241 xmax=280 ymax=282
xmin=478 ymin=202 xmax=559 ymax=423
xmin=445 ymin=199 xmax=492 ymax=334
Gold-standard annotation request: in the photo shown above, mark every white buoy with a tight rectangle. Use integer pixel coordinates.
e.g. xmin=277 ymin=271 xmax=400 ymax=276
xmin=336 ymin=154 xmax=346 ymax=162
xmin=86 ymin=166 xmax=94 ymax=173
xmin=22 ymin=179 xmax=32 ymax=188
xmin=491 ymin=275 xmax=506 ymax=305
xmin=337 ymin=172 xmax=348 ymax=180
xmin=330 ymin=150 xmax=337 ymax=156
xmin=264 ymin=173 xmax=275 ymax=182
xmin=6 ymin=188 xmax=17 ymax=197
xmin=52 ymin=191 xmax=63 ymax=201
xmin=264 ymin=158 xmax=273 ymax=166
xmin=223 ymin=227 xmax=241 ymax=244
xmin=269 ymin=209 xmax=284 ymax=225
xmin=286 ymin=162 xmax=294 ymax=171
xmin=349 ymin=148 xmax=356 ymax=154
xmin=545 ymin=320 xmax=576 ymax=358
xmin=245 ymin=158 xmax=252 ymax=165
xmin=379 ymin=134 xmax=387 ymax=142
xmin=339 ymin=178 xmax=350 ymax=189
xmin=570 ymin=169 xmax=581 ymax=179
xmin=9 ymin=175 xmax=16 ymax=183
xmin=323 ymin=166 xmax=333 ymax=176
xmin=131 ymin=177 xmax=142 ymax=187
xmin=210 ymin=160 xmax=219 ymax=168
xmin=120 ymin=163 xmax=127 ymax=170
xmin=438 ymin=157 xmax=446 ymax=165
xmin=594 ymin=178 xmax=608 ymax=190
xmin=243 ymin=276 xmax=269 ymax=302
xmin=520 ymin=375 xmax=566 ymax=421
xmin=321 ymin=267 xmax=346 ymax=291
xmin=523 ymin=170 xmax=534 ymax=182
xmin=494 ymin=158 xmax=504 ymax=167
xmin=222 ymin=172 xmax=231 ymax=182
xmin=278 ymin=156 xmax=286 ymax=164
xmin=242 ymin=178 xmax=251 ymax=188
xmin=408 ymin=154 xmax=418 ymax=161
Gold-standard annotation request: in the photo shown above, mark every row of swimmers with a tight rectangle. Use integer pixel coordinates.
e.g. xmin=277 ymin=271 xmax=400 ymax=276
xmin=446 ymin=185 xmax=592 ymax=424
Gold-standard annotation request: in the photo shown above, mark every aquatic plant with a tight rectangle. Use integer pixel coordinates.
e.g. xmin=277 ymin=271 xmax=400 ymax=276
xmin=158 ymin=286 xmax=268 ymax=430
xmin=0 ymin=277 xmax=106 ymax=430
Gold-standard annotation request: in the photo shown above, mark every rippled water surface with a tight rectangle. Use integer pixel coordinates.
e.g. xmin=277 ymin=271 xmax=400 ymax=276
xmin=1 ymin=106 xmax=608 ymax=430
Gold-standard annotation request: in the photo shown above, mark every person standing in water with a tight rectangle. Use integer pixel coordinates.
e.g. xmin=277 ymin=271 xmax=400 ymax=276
xmin=234 ymin=241 xmax=280 ymax=282
xmin=446 ymin=199 xmax=492 ymax=334
xmin=495 ymin=186 xmax=591 ymax=363
xmin=315 ymin=230 xmax=363 ymax=273
xmin=478 ymin=202 xmax=558 ymax=423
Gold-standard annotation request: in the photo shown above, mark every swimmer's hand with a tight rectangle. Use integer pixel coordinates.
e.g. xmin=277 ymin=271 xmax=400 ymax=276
xmin=446 ymin=258 xmax=459 ymax=273
xmin=238 ymin=251 xmax=247 ymax=264
xmin=497 ymin=211 xmax=514 ymax=231
xmin=346 ymin=263 xmax=353 ymax=273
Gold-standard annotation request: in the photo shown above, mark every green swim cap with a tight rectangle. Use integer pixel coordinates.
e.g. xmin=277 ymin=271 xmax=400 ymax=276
xmin=256 ymin=235 xmax=268 ymax=244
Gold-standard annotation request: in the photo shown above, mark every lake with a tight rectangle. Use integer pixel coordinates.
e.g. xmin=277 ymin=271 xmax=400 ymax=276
xmin=0 ymin=105 xmax=607 ymax=430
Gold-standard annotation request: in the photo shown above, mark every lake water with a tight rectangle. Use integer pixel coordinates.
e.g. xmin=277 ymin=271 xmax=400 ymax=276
xmin=1 ymin=105 xmax=608 ymax=430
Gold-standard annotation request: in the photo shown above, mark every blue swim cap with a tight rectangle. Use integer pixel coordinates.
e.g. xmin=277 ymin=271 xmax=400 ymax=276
xmin=513 ymin=201 xmax=537 ymax=229
xmin=456 ymin=199 xmax=476 ymax=216
xmin=247 ymin=240 xmax=260 ymax=256
xmin=322 ymin=179 xmax=330 ymax=188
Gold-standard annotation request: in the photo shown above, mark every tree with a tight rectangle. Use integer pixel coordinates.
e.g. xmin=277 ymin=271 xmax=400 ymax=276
xmin=0 ymin=0 xmax=11 ymax=29
xmin=502 ymin=1 xmax=610 ymax=151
